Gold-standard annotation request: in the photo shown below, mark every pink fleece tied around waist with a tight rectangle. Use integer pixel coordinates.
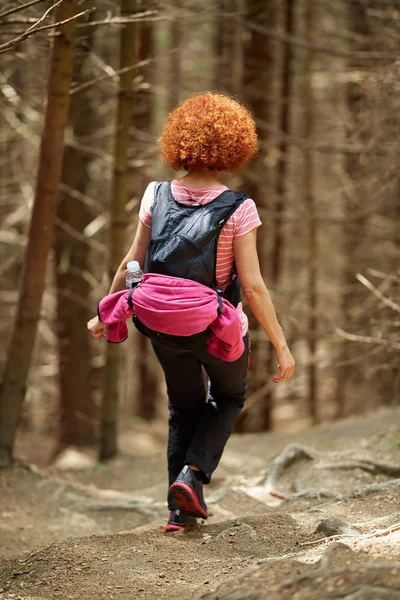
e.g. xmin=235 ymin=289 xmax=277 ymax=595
xmin=98 ymin=273 xmax=244 ymax=362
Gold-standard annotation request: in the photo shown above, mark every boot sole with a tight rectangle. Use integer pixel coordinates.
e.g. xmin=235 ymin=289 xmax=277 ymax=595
xmin=165 ymin=522 xmax=194 ymax=533
xmin=169 ymin=482 xmax=208 ymax=519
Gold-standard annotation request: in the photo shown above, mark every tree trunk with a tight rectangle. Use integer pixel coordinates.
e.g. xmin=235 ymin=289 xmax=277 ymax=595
xmin=0 ymin=0 xmax=79 ymax=468
xmin=214 ymin=0 xmax=238 ymax=93
xmin=303 ymin=0 xmax=318 ymax=424
xmin=334 ymin=2 xmax=371 ymax=419
xmin=169 ymin=0 xmax=182 ymax=110
xmin=261 ymin=0 xmax=295 ymax=430
xmin=236 ymin=0 xmax=278 ymax=432
xmin=54 ymin=24 xmax=97 ymax=451
xmin=133 ymin=10 xmax=158 ymax=422
xmin=100 ymin=0 xmax=137 ymax=461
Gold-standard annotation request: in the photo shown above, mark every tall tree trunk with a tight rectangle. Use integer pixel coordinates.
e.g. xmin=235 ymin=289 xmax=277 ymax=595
xmin=260 ymin=0 xmax=295 ymax=430
xmin=134 ymin=6 xmax=158 ymax=422
xmin=0 ymin=0 xmax=79 ymax=468
xmin=303 ymin=0 xmax=318 ymax=424
xmin=334 ymin=2 xmax=371 ymax=419
xmin=214 ymin=0 xmax=237 ymax=93
xmin=100 ymin=0 xmax=137 ymax=461
xmin=236 ymin=0 xmax=278 ymax=432
xmin=54 ymin=26 xmax=97 ymax=451
xmin=169 ymin=0 xmax=182 ymax=110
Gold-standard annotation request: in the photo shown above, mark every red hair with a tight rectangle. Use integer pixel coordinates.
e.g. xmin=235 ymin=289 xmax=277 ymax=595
xmin=158 ymin=93 xmax=258 ymax=172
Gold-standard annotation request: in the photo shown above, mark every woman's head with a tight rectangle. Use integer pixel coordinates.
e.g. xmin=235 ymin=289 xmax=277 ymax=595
xmin=158 ymin=93 xmax=258 ymax=173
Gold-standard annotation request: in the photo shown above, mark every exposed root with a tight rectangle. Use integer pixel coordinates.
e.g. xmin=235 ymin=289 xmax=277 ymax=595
xmin=286 ymin=488 xmax=337 ymax=501
xmin=316 ymin=459 xmax=400 ymax=477
xmin=264 ymin=444 xmax=319 ymax=493
xmin=300 ymin=522 xmax=400 ymax=548
xmin=269 ymin=562 xmax=400 ymax=594
xmin=339 ymin=478 xmax=400 ymax=499
xmin=338 ymin=585 xmax=400 ymax=599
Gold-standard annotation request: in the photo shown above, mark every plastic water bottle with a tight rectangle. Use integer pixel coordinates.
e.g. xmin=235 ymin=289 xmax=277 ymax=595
xmin=126 ymin=260 xmax=143 ymax=289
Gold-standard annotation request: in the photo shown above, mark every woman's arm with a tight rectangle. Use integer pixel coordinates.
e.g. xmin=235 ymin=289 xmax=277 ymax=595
xmin=234 ymin=229 xmax=295 ymax=382
xmin=87 ymin=221 xmax=151 ymax=340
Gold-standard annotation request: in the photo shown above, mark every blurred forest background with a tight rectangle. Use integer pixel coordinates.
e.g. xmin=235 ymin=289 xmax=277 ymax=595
xmin=0 ymin=0 xmax=399 ymax=466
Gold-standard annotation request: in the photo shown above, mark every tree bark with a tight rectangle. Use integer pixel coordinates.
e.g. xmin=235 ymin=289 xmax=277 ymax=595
xmin=0 ymin=0 xmax=79 ymax=468
xmin=133 ymin=8 xmax=158 ymax=422
xmin=236 ymin=0 xmax=278 ymax=432
xmin=262 ymin=0 xmax=295 ymax=431
xmin=303 ymin=0 xmax=318 ymax=424
xmin=54 ymin=23 xmax=97 ymax=451
xmin=100 ymin=0 xmax=137 ymax=461
xmin=334 ymin=2 xmax=371 ymax=419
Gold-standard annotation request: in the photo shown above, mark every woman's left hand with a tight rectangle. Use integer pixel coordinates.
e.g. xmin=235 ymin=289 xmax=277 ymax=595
xmin=87 ymin=315 xmax=107 ymax=340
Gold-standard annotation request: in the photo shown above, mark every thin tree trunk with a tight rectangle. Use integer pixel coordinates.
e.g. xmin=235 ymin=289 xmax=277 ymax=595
xmin=0 ymin=0 xmax=79 ymax=468
xmin=134 ymin=10 xmax=158 ymax=422
xmin=169 ymin=0 xmax=182 ymax=110
xmin=261 ymin=0 xmax=295 ymax=430
xmin=334 ymin=2 xmax=371 ymax=419
xmin=214 ymin=0 xmax=237 ymax=93
xmin=303 ymin=0 xmax=318 ymax=424
xmin=100 ymin=0 xmax=137 ymax=461
xmin=236 ymin=0 xmax=278 ymax=432
xmin=54 ymin=26 xmax=97 ymax=451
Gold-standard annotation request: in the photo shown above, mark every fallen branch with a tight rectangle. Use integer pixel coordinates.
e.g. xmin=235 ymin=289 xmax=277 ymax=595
xmin=0 ymin=6 xmax=95 ymax=54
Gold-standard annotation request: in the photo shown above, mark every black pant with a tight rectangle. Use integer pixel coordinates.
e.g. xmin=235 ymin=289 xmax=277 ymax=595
xmin=134 ymin=319 xmax=249 ymax=503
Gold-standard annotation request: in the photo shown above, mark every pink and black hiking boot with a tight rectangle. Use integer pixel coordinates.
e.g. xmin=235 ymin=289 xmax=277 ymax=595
xmin=169 ymin=465 xmax=208 ymax=519
xmin=165 ymin=508 xmax=197 ymax=533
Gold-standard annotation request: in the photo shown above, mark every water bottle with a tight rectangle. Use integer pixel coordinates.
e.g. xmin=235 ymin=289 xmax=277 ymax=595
xmin=126 ymin=260 xmax=143 ymax=289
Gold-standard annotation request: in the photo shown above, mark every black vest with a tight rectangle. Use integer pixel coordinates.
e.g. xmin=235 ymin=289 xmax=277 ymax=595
xmin=144 ymin=181 xmax=248 ymax=307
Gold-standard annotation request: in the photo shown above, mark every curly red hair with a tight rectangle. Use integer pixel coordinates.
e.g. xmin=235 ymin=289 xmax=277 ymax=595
xmin=158 ymin=93 xmax=258 ymax=172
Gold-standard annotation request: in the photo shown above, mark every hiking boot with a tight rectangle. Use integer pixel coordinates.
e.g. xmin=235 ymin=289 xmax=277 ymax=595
xmin=165 ymin=508 xmax=197 ymax=533
xmin=169 ymin=465 xmax=208 ymax=519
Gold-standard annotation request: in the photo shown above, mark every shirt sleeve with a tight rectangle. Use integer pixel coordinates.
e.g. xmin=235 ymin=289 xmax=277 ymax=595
xmin=138 ymin=181 xmax=157 ymax=228
xmin=234 ymin=198 xmax=262 ymax=238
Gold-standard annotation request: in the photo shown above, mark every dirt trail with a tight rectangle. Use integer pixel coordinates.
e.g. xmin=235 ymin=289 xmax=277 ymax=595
xmin=1 ymin=408 xmax=399 ymax=600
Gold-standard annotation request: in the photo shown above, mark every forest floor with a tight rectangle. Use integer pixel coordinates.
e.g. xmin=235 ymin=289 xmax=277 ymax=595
xmin=0 ymin=407 xmax=400 ymax=600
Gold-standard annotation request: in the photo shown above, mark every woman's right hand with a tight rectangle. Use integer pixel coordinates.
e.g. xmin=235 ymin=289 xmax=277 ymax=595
xmin=87 ymin=315 xmax=107 ymax=340
xmin=273 ymin=347 xmax=295 ymax=383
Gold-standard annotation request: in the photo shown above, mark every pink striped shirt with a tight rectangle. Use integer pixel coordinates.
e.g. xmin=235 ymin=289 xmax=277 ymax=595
xmin=139 ymin=180 xmax=262 ymax=334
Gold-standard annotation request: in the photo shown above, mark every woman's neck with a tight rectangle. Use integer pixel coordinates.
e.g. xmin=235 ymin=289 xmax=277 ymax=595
xmin=179 ymin=170 xmax=222 ymax=189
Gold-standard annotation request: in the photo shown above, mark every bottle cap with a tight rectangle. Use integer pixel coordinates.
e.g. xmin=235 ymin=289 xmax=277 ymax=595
xmin=127 ymin=260 xmax=140 ymax=272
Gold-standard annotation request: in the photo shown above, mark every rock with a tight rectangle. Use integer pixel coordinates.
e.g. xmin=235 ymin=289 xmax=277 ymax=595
xmin=314 ymin=518 xmax=360 ymax=538
xmin=53 ymin=447 xmax=96 ymax=471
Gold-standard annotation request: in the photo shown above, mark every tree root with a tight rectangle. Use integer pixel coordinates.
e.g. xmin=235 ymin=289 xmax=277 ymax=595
xmin=338 ymin=585 xmax=400 ymax=599
xmin=263 ymin=443 xmax=400 ymax=502
xmin=316 ymin=459 xmax=400 ymax=477
xmin=300 ymin=521 xmax=400 ymax=548
xmin=286 ymin=488 xmax=337 ymax=501
xmin=339 ymin=478 xmax=400 ymax=499
xmin=269 ymin=562 xmax=400 ymax=594
xmin=264 ymin=444 xmax=320 ymax=492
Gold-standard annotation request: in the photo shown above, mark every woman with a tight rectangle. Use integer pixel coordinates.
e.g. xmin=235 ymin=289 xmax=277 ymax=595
xmin=88 ymin=93 xmax=295 ymax=532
